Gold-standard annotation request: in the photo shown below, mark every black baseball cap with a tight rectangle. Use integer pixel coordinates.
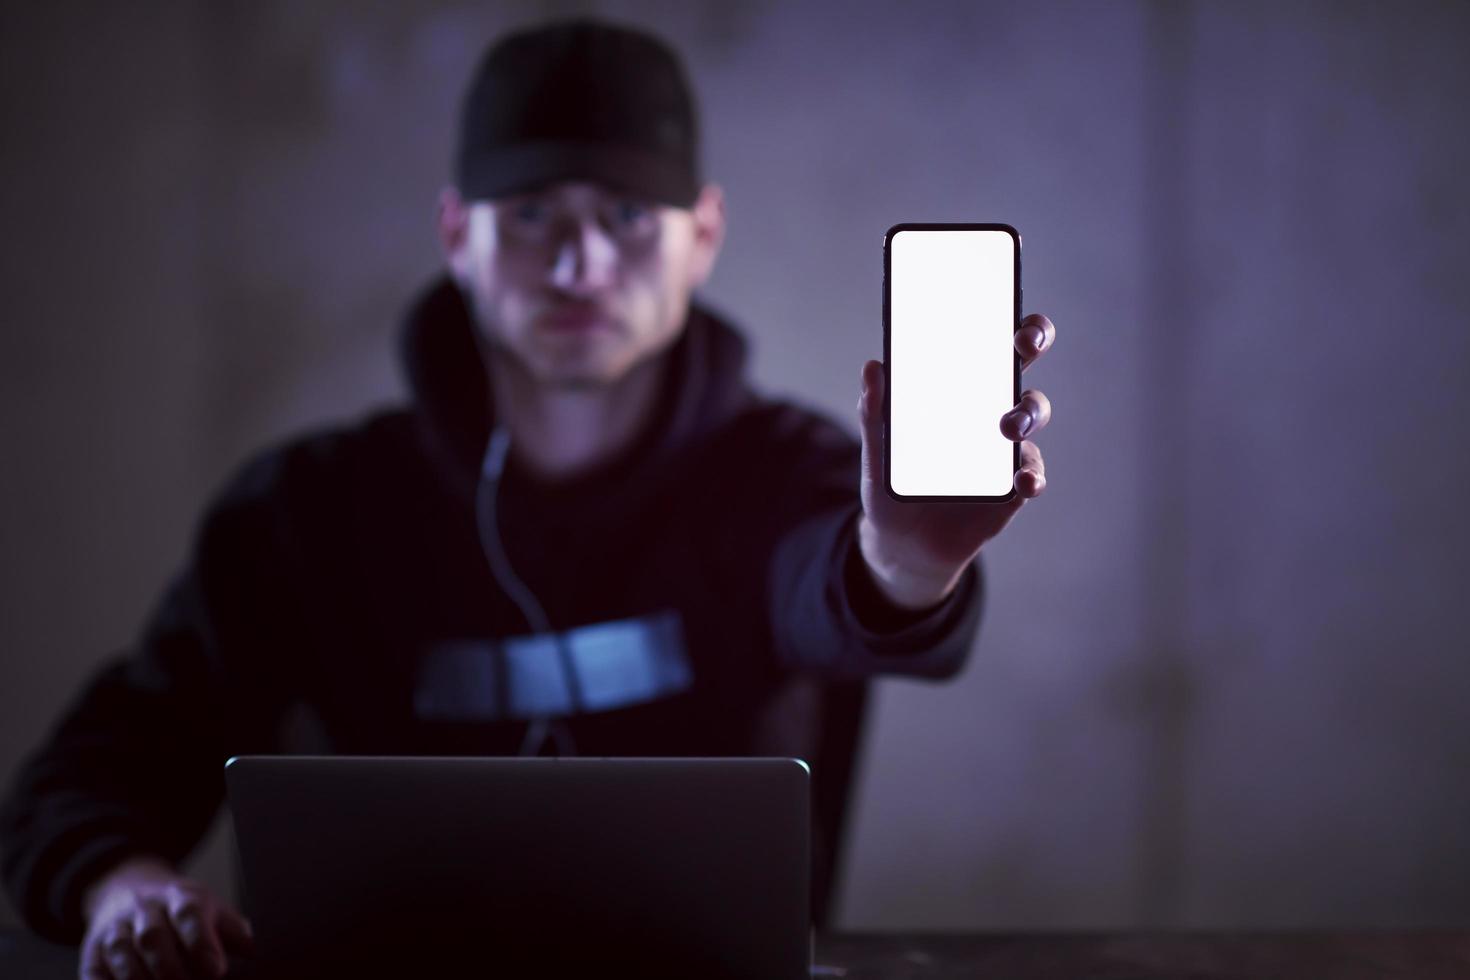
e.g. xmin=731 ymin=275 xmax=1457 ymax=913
xmin=454 ymin=19 xmax=702 ymax=207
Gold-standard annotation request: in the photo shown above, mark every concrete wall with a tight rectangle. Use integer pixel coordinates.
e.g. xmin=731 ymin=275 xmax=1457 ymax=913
xmin=2 ymin=0 xmax=1467 ymax=931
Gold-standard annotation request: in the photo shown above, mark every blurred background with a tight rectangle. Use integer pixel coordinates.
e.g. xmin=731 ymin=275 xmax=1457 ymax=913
xmin=2 ymin=0 xmax=1468 ymax=931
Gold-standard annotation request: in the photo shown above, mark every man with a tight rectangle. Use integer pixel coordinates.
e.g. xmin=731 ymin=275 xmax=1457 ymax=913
xmin=1 ymin=18 xmax=1055 ymax=980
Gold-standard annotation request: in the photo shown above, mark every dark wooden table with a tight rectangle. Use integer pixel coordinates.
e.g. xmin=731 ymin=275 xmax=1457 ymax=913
xmin=816 ymin=932 xmax=1470 ymax=978
xmin=4 ymin=928 xmax=1467 ymax=978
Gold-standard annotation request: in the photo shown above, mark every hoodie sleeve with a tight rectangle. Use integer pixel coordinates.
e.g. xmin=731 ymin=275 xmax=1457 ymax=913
xmin=0 ymin=445 xmax=319 ymax=944
xmin=768 ymin=506 xmax=983 ymax=680
xmin=748 ymin=405 xmax=984 ymax=681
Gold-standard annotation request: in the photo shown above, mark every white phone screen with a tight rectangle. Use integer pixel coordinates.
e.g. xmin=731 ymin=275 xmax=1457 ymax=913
xmin=886 ymin=225 xmax=1018 ymax=499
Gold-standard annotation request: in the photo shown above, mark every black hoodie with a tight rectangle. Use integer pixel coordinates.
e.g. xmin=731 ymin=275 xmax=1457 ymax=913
xmin=0 ymin=279 xmax=984 ymax=942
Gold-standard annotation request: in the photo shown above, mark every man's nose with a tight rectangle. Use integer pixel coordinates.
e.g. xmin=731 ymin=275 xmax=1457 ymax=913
xmin=548 ymin=221 xmax=617 ymax=294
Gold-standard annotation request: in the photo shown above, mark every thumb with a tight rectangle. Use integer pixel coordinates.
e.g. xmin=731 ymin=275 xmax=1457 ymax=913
xmin=857 ymin=359 xmax=886 ymax=487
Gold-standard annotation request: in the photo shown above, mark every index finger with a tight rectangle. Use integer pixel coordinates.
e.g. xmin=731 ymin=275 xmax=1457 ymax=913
xmin=1016 ymin=313 xmax=1055 ymax=371
xmin=165 ymin=885 xmax=226 ymax=978
xmin=133 ymin=900 xmax=189 ymax=979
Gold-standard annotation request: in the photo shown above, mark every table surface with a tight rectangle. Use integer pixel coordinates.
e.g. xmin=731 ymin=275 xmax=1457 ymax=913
xmin=4 ymin=928 xmax=1468 ymax=978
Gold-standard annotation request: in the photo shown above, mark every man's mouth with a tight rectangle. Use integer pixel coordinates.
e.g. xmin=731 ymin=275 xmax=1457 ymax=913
xmin=539 ymin=303 xmax=614 ymax=331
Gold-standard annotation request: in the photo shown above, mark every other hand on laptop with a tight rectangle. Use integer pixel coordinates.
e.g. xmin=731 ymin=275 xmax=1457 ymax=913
xmin=79 ymin=856 xmax=253 ymax=980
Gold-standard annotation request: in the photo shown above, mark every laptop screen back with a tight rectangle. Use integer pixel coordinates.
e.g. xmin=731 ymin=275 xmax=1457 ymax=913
xmin=225 ymin=756 xmax=810 ymax=979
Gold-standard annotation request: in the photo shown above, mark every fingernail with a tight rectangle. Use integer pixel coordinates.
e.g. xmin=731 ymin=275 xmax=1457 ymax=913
xmin=1028 ymin=327 xmax=1046 ymax=350
xmin=1012 ymin=410 xmax=1033 ymax=437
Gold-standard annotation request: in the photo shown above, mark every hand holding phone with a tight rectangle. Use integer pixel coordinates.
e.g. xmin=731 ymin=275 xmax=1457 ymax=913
xmin=851 ymin=222 xmax=1053 ymax=609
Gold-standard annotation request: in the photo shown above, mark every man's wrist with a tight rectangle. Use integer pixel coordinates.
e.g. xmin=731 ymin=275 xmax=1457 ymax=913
xmin=856 ymin=515 xmax=970 ymax=611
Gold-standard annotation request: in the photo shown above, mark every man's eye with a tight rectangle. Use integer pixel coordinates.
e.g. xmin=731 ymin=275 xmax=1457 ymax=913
xmin=512 ymin=201 xmax=549 ymax=224
xmin=611 ymin=201 xmax=650 ymax=226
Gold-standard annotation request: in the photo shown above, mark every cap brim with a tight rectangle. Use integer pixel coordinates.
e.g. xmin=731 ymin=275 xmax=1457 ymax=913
xmin=457 ymin=140 xmax=699 ymax=208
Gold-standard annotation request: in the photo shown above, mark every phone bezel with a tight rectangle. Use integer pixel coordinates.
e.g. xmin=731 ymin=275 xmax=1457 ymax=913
xmin=883 ymin=221 xmax=1021 ymax=503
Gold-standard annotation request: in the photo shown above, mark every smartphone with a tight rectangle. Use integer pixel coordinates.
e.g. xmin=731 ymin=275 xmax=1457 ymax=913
xmin=883 ymin=222 xmax=1020 ymax=501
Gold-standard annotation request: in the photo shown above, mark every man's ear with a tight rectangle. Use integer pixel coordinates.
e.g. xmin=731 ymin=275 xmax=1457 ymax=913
xmin=437 ymin=186 xmax=471 ymax=278
xmin=686 ymin=183 xmax=726 ymax=288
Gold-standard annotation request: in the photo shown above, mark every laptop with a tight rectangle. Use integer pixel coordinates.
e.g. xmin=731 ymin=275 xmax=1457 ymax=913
xmin=225 ymin=755 xmax=811 ymax=978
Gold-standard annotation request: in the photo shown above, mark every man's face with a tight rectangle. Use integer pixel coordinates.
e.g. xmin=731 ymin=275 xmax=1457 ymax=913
xmin=440 ymin=181 xmax=725 ymax=388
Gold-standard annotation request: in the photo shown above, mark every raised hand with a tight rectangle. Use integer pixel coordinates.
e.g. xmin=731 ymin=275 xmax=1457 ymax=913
xmin=855 ymin=313 xmax=1055 ymax=609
